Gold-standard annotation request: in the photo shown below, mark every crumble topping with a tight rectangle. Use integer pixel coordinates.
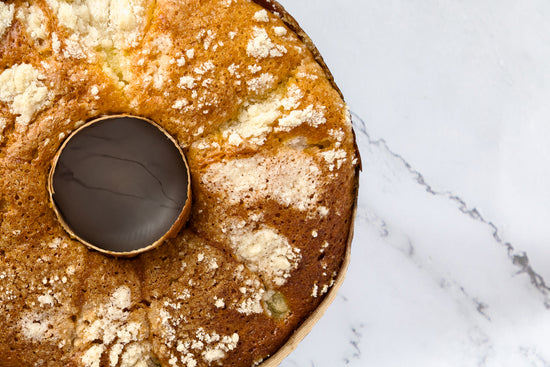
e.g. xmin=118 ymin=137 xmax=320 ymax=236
xmin=201 ymin=150 xmax=322 ymax=212
xmin=211 ymin=83 xmax=310 ymax=147
xmin=45 ymin=0 xmax=147 ymax=51
xmin=276 ymin=105 xmax=326 ymax=132
xmin=253 ymin=9 xmax=270 ymax=23
xmin=16 ymin=4 xmax=49 ymax=42
xmin=234 ymin=278 xmax=265 ymax=314
xmin=214 ymin=297 xmax=225 ymax=308
xmin=247 ymin=27 xmax=287 ymax=59
xmin=20 ymin=311 xmax=61 ymax=341
xmin=0 ymin=2 xmax=14 ymax=38
xmin=273 ymin=26 xmax=287 ymax=36
xmin=38 ymin=293 xmax=55 ymax=306
xmin=311 ymin=283 xmax=318 ymax=298
xmin=51 ymin=32 xmax=61 ymax=53
xmin=161 ymin=319 xmax=240 ymax=367
xmin=194 ymin=61 xmax=215 ymax=75
xmin=318 ymin=206 xmax=329 ymax=217
xmin=82 ymin=345 xmax=106 ymax=367
xmin=228 ymin=224 xmax=301 ymax=286
xmin=178 ymin=76 xmax=196 ymax=89
xmin=227 ymin=63 xmax=240 ymax=77
xmin=176 ymin=56 xmax=186 ymax=67
xmin=248 ymin=64 xmax=262 ymax=73
xmin=247 ymin=72 xmax=275 ymax=93
xmin=222 ymin=95 xmax=281 ymax=146
xmin=200 ymin=29 xmax=216 ymax=50
xmin=0 ymin=63 xmax=50 ymax=127
xmin=320 ymin=149 xmax=348 ymax=171
xmin=172 ymin=99 xmax=190 ymax=109
xmin=75 ymin=287 xmax=152 ymax=367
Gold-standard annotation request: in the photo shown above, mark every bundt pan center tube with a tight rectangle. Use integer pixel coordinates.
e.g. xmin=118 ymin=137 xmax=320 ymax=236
xmin=47 ymin=115 xmax=193 ymax=257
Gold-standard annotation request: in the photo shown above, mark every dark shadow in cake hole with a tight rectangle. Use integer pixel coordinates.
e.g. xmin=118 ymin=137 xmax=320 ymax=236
xmin=48 ymin=115 xmax=191 ymax=257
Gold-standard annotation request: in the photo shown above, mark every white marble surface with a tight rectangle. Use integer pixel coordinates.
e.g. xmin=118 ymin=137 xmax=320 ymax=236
xmin=275 ymin=1 xmax=550 ymax=366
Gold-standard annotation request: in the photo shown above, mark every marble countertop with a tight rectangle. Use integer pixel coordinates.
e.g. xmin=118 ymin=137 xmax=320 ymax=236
xmin=276 ymin=1 xmax=550 ymax=366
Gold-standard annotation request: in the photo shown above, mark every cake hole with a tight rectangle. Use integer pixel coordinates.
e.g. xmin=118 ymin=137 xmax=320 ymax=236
xmin=48 ymin=115 xmax=192 ymax=257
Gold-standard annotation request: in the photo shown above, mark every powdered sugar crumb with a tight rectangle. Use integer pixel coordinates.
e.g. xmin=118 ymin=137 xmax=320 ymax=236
xmin=247 ymin=27 xmax=287 ymax=59
xmin=320 ymin=149 xmax=348 ymax=171
xmin=273 ymin=26 xmax=287 ymax=37
xmin=277 ymin=105 xmax=326 ymax=132
xmin=201 ymin=150 xmax=322 ymax=212
xmin=178 ymin=76 xmax=196 ymax=89
xmin=0 ymin=63 xmax=50 ymax=127
xmin=247 ymin=73 xmax=274 ymax=93
xmin=0 ymin=3 xmax=15 ymax=38
xmin=253 ymin=10 xmax=270 ymax=22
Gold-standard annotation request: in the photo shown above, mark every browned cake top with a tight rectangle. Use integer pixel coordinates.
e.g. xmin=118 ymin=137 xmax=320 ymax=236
xmin=0 ymin=0 xmax=359 ymax=366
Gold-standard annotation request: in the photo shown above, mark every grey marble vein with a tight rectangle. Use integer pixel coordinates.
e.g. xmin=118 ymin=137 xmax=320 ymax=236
xmin=351 ymin=111 xmax=550 ymax=308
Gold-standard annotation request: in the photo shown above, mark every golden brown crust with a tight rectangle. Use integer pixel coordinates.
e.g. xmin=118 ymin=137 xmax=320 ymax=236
xmin=0 ymin=0 xmax=360 ymax=366
xmin=251 ymin=0 xmax=344 ymax=100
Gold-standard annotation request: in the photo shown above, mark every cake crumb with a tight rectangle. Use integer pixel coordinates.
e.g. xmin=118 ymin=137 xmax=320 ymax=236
xmin=247 ymin=27 xmax=287 ymax=59
xmin=74 ymin=286 xmax=149 ymax=366
xmin=214 ymin=297 xmax=225 ymax=309
xmin=320 ymin=149 xmax=348 ymax=171
xmin=178 ymin=76 xmax=196 ymax=89
xmin=247 ymin=73 xmax=274 ymax=93
xmin=16 ymin=4 xmax=49 ymax=42
xmin=202 ymin=150 xmax=322 ymax=212
xmin=208 ymin=259 xmax=219 ymax=270
xmin=82 ymin=345 xmax=106 ymax=367
xmin=318 ymin=206 xmax=329 ymax=217
xmin=20 ymin=314 xmax=51 ymax=341
xmin=194 ymin=61 xmax=215 ymax=75
xmin=172 ymin=98 xmax=190 ymax=109
xmin=38 ymin=293 xmax=55 ymax=306
xmin=228 ymin=226 xmax=301 ymax=286
xmin=228 ymin=63 xmax=240 ymax=77
xmin=253 ymin=10 xmax=270 ymax=22
xmin=0 ymin=63 xmax=50 ymax=126
xmin=311 ymin=283 xmax=318 ymax=298
xmin=248 ymin=64 xmax=262 ymax=73
xmin=277 ymin=105 xmax=326 ymax=132
xmin=176 ymin=56 xmax=186 ymax=66
xmin=0 ymin=2 xmax=14 ymax=38
xmin=46 ymin=0 xmax=147 ymax=51
xmin=273 ymin=26 xmax=287 ymax=36
xmin=52 ymin=32 xmax=61 ymax=54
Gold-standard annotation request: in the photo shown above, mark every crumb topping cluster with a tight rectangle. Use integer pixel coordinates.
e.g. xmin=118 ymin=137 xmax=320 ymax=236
xmin=0 ymin=63 xmax=50 ymax=127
